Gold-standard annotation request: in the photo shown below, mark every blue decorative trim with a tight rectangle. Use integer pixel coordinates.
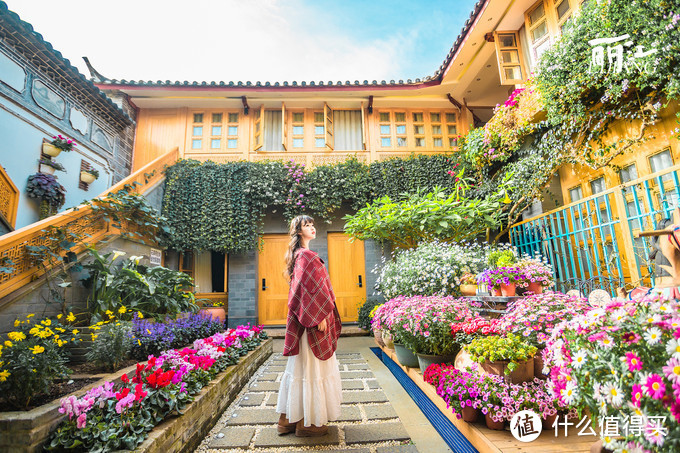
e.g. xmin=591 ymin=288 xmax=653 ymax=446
xmin=370 ymin=347 xmax=478 ymax=453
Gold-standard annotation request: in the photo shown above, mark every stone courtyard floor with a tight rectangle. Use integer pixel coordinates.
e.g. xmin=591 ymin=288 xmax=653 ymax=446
xmin=195 ymin=336 xmax=452 ymax=453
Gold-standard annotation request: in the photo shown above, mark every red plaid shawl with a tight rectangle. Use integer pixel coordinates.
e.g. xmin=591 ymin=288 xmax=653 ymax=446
xmin=283 ymin=248 xmax=341 ymax=360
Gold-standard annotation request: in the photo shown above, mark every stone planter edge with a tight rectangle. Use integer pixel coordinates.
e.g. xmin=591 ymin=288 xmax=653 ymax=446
xmin=0 ymin=338 xmax=273 ymax=453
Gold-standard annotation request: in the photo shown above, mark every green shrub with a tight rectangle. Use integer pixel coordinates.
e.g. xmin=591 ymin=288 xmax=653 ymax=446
xmin=357 ymin=298 xmax=382 ymax=331
xmin=86 ymin=321 xmax=133 ymax=372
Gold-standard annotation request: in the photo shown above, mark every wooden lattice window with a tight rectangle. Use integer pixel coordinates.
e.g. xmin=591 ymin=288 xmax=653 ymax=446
xmin=0 ymin=165 xmax=19 ymax=229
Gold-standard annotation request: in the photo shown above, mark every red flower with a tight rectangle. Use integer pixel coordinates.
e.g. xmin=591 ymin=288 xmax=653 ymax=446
xmin=121 ymin=373 xmax=130 ymax=383
xmin=134 ymin=383 xmax=147 ymax=402
xmin=115 ymin=387 xmax=130 ymax=400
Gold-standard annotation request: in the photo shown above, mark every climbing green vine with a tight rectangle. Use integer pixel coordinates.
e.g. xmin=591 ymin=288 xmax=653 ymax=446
xmin=160 ymin=153 xmax=461 ymax=254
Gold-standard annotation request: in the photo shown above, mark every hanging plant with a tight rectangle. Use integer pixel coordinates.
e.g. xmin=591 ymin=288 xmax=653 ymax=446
xmin=26 ymin=173 xmax=66 ymax=219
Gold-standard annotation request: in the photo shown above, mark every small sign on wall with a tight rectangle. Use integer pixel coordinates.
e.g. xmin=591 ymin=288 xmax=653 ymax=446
xmin=149 ymin=248 xmax=162 ymax=266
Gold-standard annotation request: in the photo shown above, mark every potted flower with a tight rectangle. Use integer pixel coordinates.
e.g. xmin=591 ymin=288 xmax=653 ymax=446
xmin=498 ymin=292 xmax=591 ymax=378
xmin=198 ymin=299 xmax=226 ymax=325
xmin=38 ymin=157 xmax=66 ymax=175
xmin=42 ymin=135 xmax=76 ymax=157
xmin=458 ymin=272 xmax=478 ymax=296
xmin=433 ymin=366 xmax=487 ymax=422
xmin=25 ymin=172 xmax=66 ymax=219
xmin=545 ymin=294 xmax=680 ymax=451
xmin=515 ymin=257 xmax=554 ymax=294
xmin=465 ymin=333 xmax=537 ymax=383
xmin=369 ymin=303 xmax=386 ymax=347
xmin=80 ymin=168 xmax=99 ymax=184
xmin=478 ymin=266 xmax=526 ymax=296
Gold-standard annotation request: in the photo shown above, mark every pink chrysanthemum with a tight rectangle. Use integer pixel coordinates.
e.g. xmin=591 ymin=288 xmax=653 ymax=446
xmin=625 ymin=352 xmax=643 ymax=372
xmin=644 ymin=374 xmax=666 ymax=400
xmin=663 ymin=357 xmax=680 ymax=384
xmin=631 ymin=383 xmax=643 ymax=407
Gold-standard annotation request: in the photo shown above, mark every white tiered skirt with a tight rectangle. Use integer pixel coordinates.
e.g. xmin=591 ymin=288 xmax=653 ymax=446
xmin=276 ymin=331 xmax=342 ymax=427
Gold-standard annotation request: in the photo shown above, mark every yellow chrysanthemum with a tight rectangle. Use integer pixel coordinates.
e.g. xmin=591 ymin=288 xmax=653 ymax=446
xmin=66 ymin=313 xmax=76 ymax=322
xmin=7 ymin=332 xmax=26 ymax=342
xmin=91 ymin=335 xmax=98 ymax=341
xmin=35 ymin=330 xmax=50 ymax=339
xmin=118 ymin=306 xmax=127 ymax=314
xmin=137 ymin=339 xmax=141 ymax=346
xmin=57 ymin=314 xmax=63 ymax=319
xmin=137 ymin=312 xmax=143 ymax=319
xmin=72 ymin=329 xmax=79 ymax=335
xmin=13 ymin=320 xmax=20 ymax=327
xmin=30 ymin=345 xmax=45 ymax=354
xmin=56 ymin=328 xmax=65 ymax=333
xmin=105 ymin=310 xmax=113 ymax=316
xmin=0 ymin=370 xmax=9 ymax=382
xmin=41 ymin=319 xmax=52 ymax=326
xmin=26 ymin=314 xmax=34 ymax=319
xmin=4 ymin=341 xmax=12 ymax=348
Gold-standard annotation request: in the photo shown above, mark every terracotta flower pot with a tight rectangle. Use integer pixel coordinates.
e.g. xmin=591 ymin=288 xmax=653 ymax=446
xmin=374 ymin=328 xmax=386 ymax=347
xmin=42 ymin=142 xmax=62 ymax=157
xmin=534 ymin=349 xmax=548 ymax=379
xmin=198 ymin=307 xmax=226 ymax=325
xmin=491 ymin=287 xmax=502 ymax=296
xmin=382 ymin=331 xmax=394 ymax=349
xmin=500 ymin=282 xmax=516 ymax=296
xmin=527 ymin=281 xmax=543 ymax=294
xmin=485 ymin=413 xmax=505 ymax=430
xmin=460 ymin=284 xmax=477 ymax=296
xmin=481 ymin=357 xmax=535 ymax=383
xmin=461 ymin=405 xmax=480 ymax=422
xmin=542 ymin=412 xmax=558 ymax=430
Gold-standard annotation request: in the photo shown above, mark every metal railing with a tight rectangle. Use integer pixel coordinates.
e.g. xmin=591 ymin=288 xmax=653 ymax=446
xmin=0 ymin=148 xmax=179 ymax=300
xmin=510 ymin=163 xmax=680 ymax=293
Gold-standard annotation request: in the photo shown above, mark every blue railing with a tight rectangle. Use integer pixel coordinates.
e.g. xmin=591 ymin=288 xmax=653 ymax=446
xmin=510 ymin=163 xmax=680 ymax=294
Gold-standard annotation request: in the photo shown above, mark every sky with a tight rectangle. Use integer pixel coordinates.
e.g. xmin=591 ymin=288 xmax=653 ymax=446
xmin=5 ymin=0 xmax=478 ymax=83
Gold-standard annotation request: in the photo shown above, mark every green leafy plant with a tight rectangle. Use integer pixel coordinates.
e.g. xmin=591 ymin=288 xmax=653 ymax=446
xmin=465 ymin=333 xmax=537 ymax=373
xmin=81 ymin=248 xmax=199 ymax=322
xmin=487 ymin=249 xmax=517 ymax=268
xmin=39 ymin=157 xmax=66 ymax=172
xmin=85 ymin=321 xmax=133 ymax=372
xmin=357 ymin=298 xmax=382 ymax=331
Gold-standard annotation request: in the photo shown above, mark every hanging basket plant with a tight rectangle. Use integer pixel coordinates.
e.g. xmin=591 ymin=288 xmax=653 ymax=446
xmin=26 ymin=173 xmax=66 ymax=219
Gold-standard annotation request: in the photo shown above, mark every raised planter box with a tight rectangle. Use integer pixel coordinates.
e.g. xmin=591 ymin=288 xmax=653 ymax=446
xmin=0 ymin=338 xmax=272 ymax=452
xmin=377 ymin=345 xmax=594 ymax=453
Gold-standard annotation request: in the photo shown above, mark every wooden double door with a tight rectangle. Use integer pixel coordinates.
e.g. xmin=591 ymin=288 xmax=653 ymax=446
xmin=257 ymin=233 xmax=365 ymax=325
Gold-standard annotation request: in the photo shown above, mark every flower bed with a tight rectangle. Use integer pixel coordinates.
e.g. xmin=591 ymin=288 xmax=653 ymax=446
xmin=0 ymin=325 xmax=270 ymax=452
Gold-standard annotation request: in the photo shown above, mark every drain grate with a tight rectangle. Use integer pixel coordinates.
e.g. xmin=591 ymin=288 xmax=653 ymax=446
xmin=370 ymin=347 xmax=478 ymax=453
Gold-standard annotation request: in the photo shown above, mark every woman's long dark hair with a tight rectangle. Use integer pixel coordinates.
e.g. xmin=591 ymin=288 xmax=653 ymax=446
xmin=284 ymin=215 xmax=314 ymax=282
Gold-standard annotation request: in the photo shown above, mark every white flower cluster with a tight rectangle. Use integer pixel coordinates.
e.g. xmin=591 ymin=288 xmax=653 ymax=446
xmin=374 ymin=240 xmax=513 ymax=300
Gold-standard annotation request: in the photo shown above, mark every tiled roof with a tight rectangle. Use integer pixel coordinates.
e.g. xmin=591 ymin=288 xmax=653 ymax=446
xmin=0 ymin=1 xmax=133 ymax=127
xmin=94 ymin=1 xmax=488 ymax=90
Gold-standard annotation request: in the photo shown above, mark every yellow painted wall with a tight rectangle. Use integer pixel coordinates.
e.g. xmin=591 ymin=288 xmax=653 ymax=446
xmin=133 ymin=108 xmax=188 ymax=171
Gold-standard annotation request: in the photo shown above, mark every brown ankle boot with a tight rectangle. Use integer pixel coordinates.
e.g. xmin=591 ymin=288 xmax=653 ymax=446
xmin=295 ymin=420 xmax=329 ymax=437
xmin=277 ymin=413 xmax=297 ymax=435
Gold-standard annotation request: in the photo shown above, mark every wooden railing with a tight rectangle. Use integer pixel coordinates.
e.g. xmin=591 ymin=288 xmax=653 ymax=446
xmin=0 ymin=148 xmax=179 ymax=300
xmin=0 ymin=165 xmax=20 ymax=229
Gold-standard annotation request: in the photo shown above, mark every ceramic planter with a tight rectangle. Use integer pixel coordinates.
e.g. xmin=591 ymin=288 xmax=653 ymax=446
xmin=40 ymin=165 xmax=56 ymax=175
xmin=394 ymin=343 xmax=419 ymax=368
xmin=500 ymin=282 xmax=516 ymax=296
xmin=374 ymin=328 xmax=386 ymax=347
xmin=80 ymin=171 xmax=97 ymax=184
xmin=416 ymin=351 xmax=458 ymax=371
xmin=461 ymin=405 xmax=480 ymax=422
xmin=481 ymin=357 xmax=535 ymax=383
xmin=485 ymin=413 xmax=505 ymax=430
xmin=42 ymin=142 xmax=62 ymax=157
xmin=459 ymin=284 xmax=477 ymax=296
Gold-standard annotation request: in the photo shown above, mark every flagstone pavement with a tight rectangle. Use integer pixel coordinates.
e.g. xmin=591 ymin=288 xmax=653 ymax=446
xmin=195 ymin=336 xmax=453 ymax=453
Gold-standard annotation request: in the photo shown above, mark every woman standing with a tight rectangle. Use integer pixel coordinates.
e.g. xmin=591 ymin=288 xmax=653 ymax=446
xmin=276 ymin=215 xmax=342 ymax=437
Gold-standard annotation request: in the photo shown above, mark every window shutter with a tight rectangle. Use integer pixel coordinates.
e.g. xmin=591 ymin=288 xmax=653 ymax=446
xmin=282 ymin=103 xmax=287 ymax=151
xmin=253 ymin=104 xmax=264 ymax=151
xmin=494 ymin=31 xmax=527 ymax=85
xmin=324 ymin=103 xmax=334 ymax=151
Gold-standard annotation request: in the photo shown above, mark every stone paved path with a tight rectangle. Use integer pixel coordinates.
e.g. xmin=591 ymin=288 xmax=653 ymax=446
xmin=195 ymin=350 xmax=418 ymax=452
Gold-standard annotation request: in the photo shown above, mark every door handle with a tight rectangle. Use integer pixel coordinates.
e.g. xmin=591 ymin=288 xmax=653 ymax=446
xmin=357 ymin=275 xmax=363 ymax=288
xmin=262 ymin=278 xmax=268 ymax=291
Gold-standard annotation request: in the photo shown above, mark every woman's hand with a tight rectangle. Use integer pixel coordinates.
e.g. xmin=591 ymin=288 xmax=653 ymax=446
xmin=317 ymin=318 xmax=327 ymax=332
